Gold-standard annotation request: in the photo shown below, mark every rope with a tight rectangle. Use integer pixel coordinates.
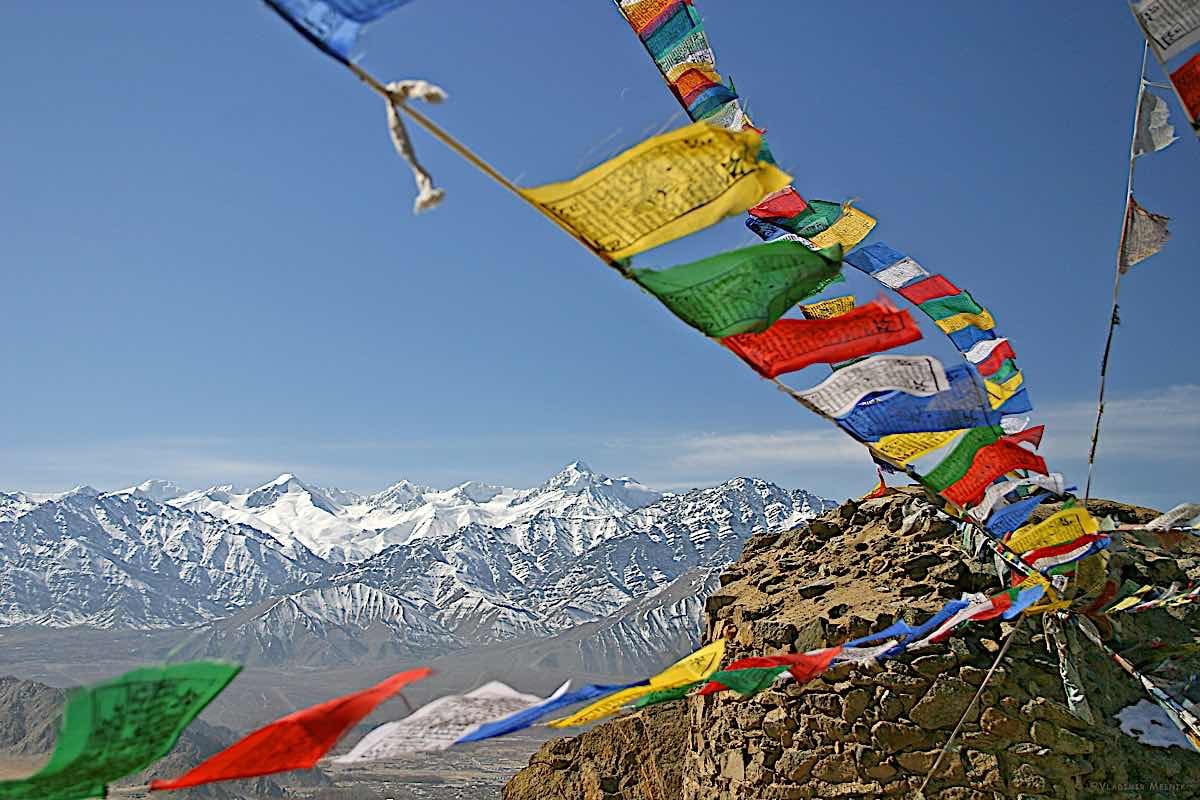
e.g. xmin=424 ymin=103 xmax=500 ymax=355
xmin=1084 ymin=42 xmax=1148 ymax=505
xmin=916 ymin=618 xmax=1023 ymax=798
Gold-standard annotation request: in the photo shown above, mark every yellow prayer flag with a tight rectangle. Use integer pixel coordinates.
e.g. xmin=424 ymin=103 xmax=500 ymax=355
xmin=1015 ymin=570 xmax=1066 ymax=614
xmin=935 ymin=308 xmax=997 ymax=335
xmin=1109 ymin=585 xmax=1154 ymax=612
xmin=985 ymin=371 xmax=1024 ymax=410
xmin=1007 ymin=507 xmax=1100 ymax=555
xmin=548 ymin=639 xmax=725 ymax=727
xmin=875 ymin=429 xmax=965 ymax=465
xmin=799 ymin=294 xmax=855 ymax=320
xmin=522 ymin=122 xmax=789 ymax=261
xmin=809 ymin=207 xmax=876 ymax=251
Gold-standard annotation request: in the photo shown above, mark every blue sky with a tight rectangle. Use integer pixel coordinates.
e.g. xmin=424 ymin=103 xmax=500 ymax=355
xmin=1 ymin=2 xmax=1196 ymax=508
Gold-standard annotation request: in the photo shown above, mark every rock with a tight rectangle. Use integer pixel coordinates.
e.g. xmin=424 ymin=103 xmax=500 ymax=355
xmin=842 ymin=688 xmax=870 ymax=724
xmin=812 ymin=753 xmax=859 ymax=784
xmin=775 ymin=749 xmax=820 ymax=782
xmin=798 ymin=580 xmax=835 ymax=599
xmin=912 ymin=653 xmax=958 ymax=678
xmin=979 ymin=707 xmax=1025 ymax=741
xmin=871 ymin=721 xmax=926 ymax=754
xmin=910 ymin=675 xmax=978 ymax=730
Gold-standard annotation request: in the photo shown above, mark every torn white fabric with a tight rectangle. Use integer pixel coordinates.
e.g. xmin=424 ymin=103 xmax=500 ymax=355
xmin=384 ymin=80 xmax=447 ymax=213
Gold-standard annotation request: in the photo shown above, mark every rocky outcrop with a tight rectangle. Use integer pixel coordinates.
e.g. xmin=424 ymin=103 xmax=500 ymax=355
xmin=506 ymin=489 xmax=1200 ymax=800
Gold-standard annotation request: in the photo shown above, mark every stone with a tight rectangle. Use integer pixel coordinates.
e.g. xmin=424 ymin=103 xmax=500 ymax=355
xmin=762 ymin=707 xmax=796 ymax=741
xmin=910 ymin=675 xmax=977 ymax=730
xmin=812 ymin=753 xmax=859 ymax=784
xmin=912 ymin=653 xmax=958 ymax=678
xmin=871 ymin=721 xmax=925 ymax=753
xmin=963 ymin=749 xmax=1004 ymax=791
xmin=721 ymin=751 xmax=745 ymax=782
xmin=865 ymin=762 xmax=899 ymax=781
xmin=805 ymin=693 xmax=841 ymax=716
xmin=979 ymin=707 xmax=1024 ymax=741
xmin=895 ymin=749 xmax=965 ymax=781
xmin=775 ymin=749 xmax=820 ymax=782
xmin=798 ymin=580 xmax=835 ymax=599
xmin=841 ymin=687 xmax=870 ymax=724
xmin=1023 ymin=696 xmax=1092 ymax=731
xmin=1030 ymin=720 xmax=1093 ymax=755
xmin=1009 ymin=763 xmax=1050 ymax=793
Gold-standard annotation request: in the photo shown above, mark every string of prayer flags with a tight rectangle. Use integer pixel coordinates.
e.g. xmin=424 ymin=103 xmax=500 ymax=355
xmin=1006 ymin=506 xmax=1101 ymax=554
xmin=0 ymin=661 xmax=239 ymax=800
xmin=1134 ymin=88 xmax=1179 ymax=156
xmin=844 ymin=600 xmax=970 ymax=653
xmin=940 ymin=438 xmax=1049 ymax=508
xmin=915 ymin=593 xmax=994 ymax=648
xmin=807 ymin=206 xmax=877 ymax=252
xmin=747 ymin=199 xmax=845 ymax=239
xmin=458 ymin=682 xmax=642 ymax=742
xmin=632 ymin=239 xmax=843 ymax=337
xmin=971 ymin=475 xmax=1067 ymax=523
xmin=522 ymin=121 xmax=789 ymax=261
xmin=799 ymin=295 xmax=856 ymax=320
xmin=965 ymin=338 xmax=1017 ymax=378
xmin=264 ymin=0 xmax=416 ymax=63
xmin=920 ymin=425 xmax=1005 ymax=493
xmin=335 ymin=682 xmax=548 ymax=762
xmin=836 ymin=640 xmax=899 ymax=664
xmin=791 ymin=354 xmax=950 ymax=419
xmin=985 ymin=371 xmax=1027 ymax=410
xmin=698 ymin=647 xmax=842 ymax=698
xmin=149 ymin=668 xmax=431 ymax=791
xmin=548 ymin=639 xmax=725 ymax=727
xmin=633 ymin=682 xmax=704 ymax=709
xmin=1007 ymin=424 xmax=1045 ymax=448
xmin=722 ymin=299 xmax=922 ymax=378
xmin=837 ymin=364 xmax=1011 ymax=441
xmin=1120 ymin=196 xmax=1172 ymax=272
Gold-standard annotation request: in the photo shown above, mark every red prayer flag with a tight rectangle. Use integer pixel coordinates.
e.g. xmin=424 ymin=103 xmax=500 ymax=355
xmin=1171 ymin=53 xmax=1200 ymax=121
xmin=1006 ymin=425 xmax=1044 ymax=449
xmin=974 ymin=340 xmax=1017 ymax=377
xmin=898 ymin=275 xmax=959 ymax=305
xmin=748 ymin=187 xmax=808 ymax=219
xmin=941 ymin=438 xmax=1048 ymax=508
xmin=150 ymin=668 xmax=432 ymax=791
xmin=968 ymin=589 xmax=1016 ymax=623
xmin=723 ymin=299 xmax=922 ymax=378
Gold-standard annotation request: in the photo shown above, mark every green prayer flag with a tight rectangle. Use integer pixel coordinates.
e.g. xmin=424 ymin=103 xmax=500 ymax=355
xmin=919 ymin=291 xmax=984 ymax=321
xmin=990 ymin=358 xmax=1019 ymax=384
xmin=633 ymin=681 xmax=702 ymax=708
xmin=707 ymin=666 xmax=789 ymax=697
xmin=632 ymin=240 xmax=843 ymax=338
xmin=772 ymin=199 xmax=843 ymax=237
xmin=921 ymin=425 xmax=1005 ymax=492
xmin=0 ymin=661 xmax=240 ymax=800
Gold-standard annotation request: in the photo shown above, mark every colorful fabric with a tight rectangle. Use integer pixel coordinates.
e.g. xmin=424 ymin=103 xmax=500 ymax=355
xmin=1006 ymin=424 xmax=1044 ymax=448
xmin=458 ymin=681 xmax=642 ymax=742
xmin=808 ymin=207 xmax=877 ymax=251
xmin=1120 ymin=196 xmax=1171 ymax=272
xmin=874 ymin=429 xmax=965 ymax=465
xmin=837 ymin=364 xmax=1007 ymax=441
xmin=935 ymin=308 xmax=997 ymax=336
xmin=1132 ymin=0 xmax=1200 ymax=61
xmin=1007 ymin=507 xmax=1100 ymax=554
xmin=940 ymin=438 xmax=1049 ymax=508
xmin=522 ymin=121 xmax=790 ymax=260
xmin=633 ymin=682 xmax=702 ymax=708
xmin=799 ymin=295 xmax=856 ymax=320
xmin=1026 ymin=534 xmax=1110 ymax=573
xmin=548 ymin=640 xmax=724 ymax=727
xmin=723 ymin=299 xmax=921 ymax=378
xmin=749 ymin=187 xmax=809 ymax=219
xmin=970 ymin=474 xmax=1066 ymax=522
xmin=0 ymin=661 xmax=239 ymax=800
xmin=984 ymin=492 xmax=1050 ymax=538
xmin=985 ymin=371 xmax=1025 ymax=409
xmin=793 ymin=355 xmax=950 ymax=419
xmin=845 ymin=600 xmax=969 ymax=650
xmin=150 ymin=668 xmax=429 ymax=790
xmin=264 ymin=0 xmax=416 ymax=62
xmin=964 ymin=338 xmax=1014 ymax=373
xmin=1171 ymin=53 xmax=1200 ymax=123
xmin=699 ymin=647 xmax=841 ymax=697
xmin=633 ymin=240 xmax=842 ymax=337
xmin=919 ymin=291 xmax=985 ymax=321
xmin=921 ymin=425 xmax=1005 ymax=492
xmin=898 ymin=274 xmax=959 ymax=305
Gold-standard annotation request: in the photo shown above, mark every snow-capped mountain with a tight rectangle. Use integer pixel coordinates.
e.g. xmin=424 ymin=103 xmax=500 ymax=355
xmin=0 ymin=463 xmax=836 ymax=671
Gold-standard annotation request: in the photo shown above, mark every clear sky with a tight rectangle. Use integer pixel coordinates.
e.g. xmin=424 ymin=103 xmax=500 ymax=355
xmin=1 ymin=2 xmax=1196 ymax=508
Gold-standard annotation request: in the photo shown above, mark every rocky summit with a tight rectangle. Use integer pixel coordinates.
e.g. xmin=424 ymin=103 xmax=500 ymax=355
xmin=504 ymin=489 xmax=1200 ymax=800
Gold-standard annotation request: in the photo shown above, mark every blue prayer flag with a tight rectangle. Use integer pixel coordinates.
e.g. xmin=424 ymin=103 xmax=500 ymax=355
xmin=264 ymin=0 xmax=415 ymax=62
xmin=985 ymin=491 xmax=1048 ymax=538
xmin=454 ymin=682 xmax=644 ymax=743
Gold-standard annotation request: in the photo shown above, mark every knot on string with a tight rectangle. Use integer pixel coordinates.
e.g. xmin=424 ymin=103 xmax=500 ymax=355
xmin=384 ymin=80 xmax=448 ymax=213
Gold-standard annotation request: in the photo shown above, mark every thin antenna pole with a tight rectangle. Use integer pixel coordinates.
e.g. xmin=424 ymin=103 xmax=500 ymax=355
xmin=1084 ymin=42 xmax=1148 ymax=505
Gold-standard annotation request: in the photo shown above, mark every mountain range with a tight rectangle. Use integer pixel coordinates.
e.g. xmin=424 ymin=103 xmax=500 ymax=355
xmin=0 ymin=462 xmax=835 ymax=673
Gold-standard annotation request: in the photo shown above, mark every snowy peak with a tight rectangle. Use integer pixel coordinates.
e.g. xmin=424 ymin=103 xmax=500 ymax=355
xmin=109 ymin=479 xmax=188 ymax=503
xmin=244 ymin=473 xmax=336 ymax=514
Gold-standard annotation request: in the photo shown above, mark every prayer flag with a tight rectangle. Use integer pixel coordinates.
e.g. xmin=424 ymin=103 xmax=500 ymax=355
xmin=799 ymin=294 xmax=856 ymax=319
xmin=921 ymin=425 xmax=1005 ymax=492
xmin=971 ymin=475 xmax=1066 ymax=522
xmin=846 ymin=600 xmax=969 ymax=651
xmin=633 ymin=682 xmax=703 ymax=709
xmin=548 ymin=640 xmax=725 ymax=727
xmin=837 ymin=364 xmax=1008 ymax=441
xmin=898 ymin=275 xmax=959 ymax=305
xmin=1007 ymin=424 xmax=1045 ymax=448
xmin=1131 ymin=0 xmax=1200 ymax=61
xmin=809 ymin=207 xmax=877 ymax=251
xmin=919 ymin=291 xmax=985 ymax=321
xmin=1002 ymin=584 xmax=1046 ymax=620
xmin=1006 ymin=507 xmax=1100 ymax=554
xmin=749 ymin=187 xmax=809 ymax=219
xmin=1171 ymin=53 xmax=1200 ymax=124
xmin=844 ymin=242 xmax=907 ymax=274
xmin=632 ymin=239 xmax=842 ymax=337
xmin=0 ymin=661 xmax=239 ymax=800
xmin=874 ymin=429 xmax=965 ymax=465
xmin=698 ymin=666 xmax=788 ymax=697
xmin=335 ymin=682 xmax=547 ymax=762
xmin=934 ymin=308 xmax=996 ymax=335
xmin=985 ymin=371 xmax=1025 ymax=409
xmin=458 ymin=682 xmax=643 ymax=742
xmin=985 ymin=492 xmax=1051 ymax=538
xmin=1026 ymin=534 xmax=1111 ymax=573
xmin=150 ymin=668 xmax=430 ymax=791
xmin=1134 ymin=88 xmax=1179 ymax=156
xmin=1147 ymin=503 xmax=1200 ymax=530
xmin=794 ymin=355 xmax=950 ymax=419
xmin=722 ymin=299 xmax=922 ymax=378
xmin=968 ymin=339 xmax=1017 ymax=378
xmin=747 ymin=199 xmax=844 ymax=239
xmin=522 ymin=121 xmax=789 ymax=260
xmin=264 ymin=0 xmax=416 ymax=63
xmin=918 ymin=593 xmax=994 ymax=647
xmin=940 ymin=438 xmax=1049 ymax=508
xmin=1120 ymin=196 xmax=1171 ymax=272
